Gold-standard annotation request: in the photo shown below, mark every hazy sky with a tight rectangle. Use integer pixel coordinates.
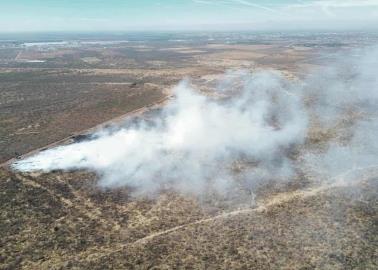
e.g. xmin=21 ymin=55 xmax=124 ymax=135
xmin=1 ymin=0 xmax=378 ymax=32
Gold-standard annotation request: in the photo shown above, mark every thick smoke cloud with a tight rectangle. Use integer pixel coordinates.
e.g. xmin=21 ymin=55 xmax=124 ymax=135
xmin=12 ymin=46 xmax=378 ymax=197
xmin=13 ymin=70 xmax=307 ymax=195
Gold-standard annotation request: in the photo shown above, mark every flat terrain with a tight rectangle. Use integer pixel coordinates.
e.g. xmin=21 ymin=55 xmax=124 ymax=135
xmin=1 ymin=32 xmax=377 ymax=269
xmin=2 ymin=31 xmax=368 ymax=163
xmin=1 ymin=168 xmax=376 ymax=269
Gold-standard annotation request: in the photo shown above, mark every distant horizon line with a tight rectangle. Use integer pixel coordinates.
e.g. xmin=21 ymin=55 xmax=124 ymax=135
xmin=1 ymin=28 xmax=378 ymax=35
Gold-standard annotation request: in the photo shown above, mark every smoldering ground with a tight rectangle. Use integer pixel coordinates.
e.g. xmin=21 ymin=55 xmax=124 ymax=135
xmin=12 ymin=46 xmax=378 ymax=199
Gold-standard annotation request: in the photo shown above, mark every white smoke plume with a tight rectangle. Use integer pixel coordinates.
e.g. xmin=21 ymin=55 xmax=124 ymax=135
xmin=12 ymin=46 xmax=378 ymax=196
xmin=13 ymin=70 xmax=308 ymax=195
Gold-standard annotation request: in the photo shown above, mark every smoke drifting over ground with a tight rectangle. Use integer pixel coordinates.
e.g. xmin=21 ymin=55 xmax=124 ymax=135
xmin=302 ymin=47 xmax=378 ymax=183
xmin=13 ymin=70 xmax=308 ymax=195
xmin=13 ymin=47 xmax=378 ymax=197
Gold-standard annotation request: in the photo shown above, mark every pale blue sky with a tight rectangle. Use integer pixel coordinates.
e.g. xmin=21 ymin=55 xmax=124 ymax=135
xmin=1 ymin=0 xmax=378 ymax=32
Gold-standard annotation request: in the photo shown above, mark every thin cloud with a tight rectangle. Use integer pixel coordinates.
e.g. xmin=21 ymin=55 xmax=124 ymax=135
xmin=191 ymin=0 xmax=231 ymax=5
xmin=192 ymin=0 xmax=281 ymax=13
xmin=289 ymin=0 xmax=378 ymax=9
xmin=282 ymin=0 xmax=378 ymax=20
xmin=230 ymin=0 xmax=280 ymax=13
xmin=191 ymin=0 xmax=216 ymax=5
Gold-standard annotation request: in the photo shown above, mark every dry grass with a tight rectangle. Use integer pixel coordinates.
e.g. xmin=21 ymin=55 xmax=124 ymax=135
xmin=1 ymin=38 xmax=377 ymax=269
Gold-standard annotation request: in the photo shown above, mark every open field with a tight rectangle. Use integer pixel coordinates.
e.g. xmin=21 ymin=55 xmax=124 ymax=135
xmin=2 ymin=31 xmax=374 ymax=163
xmin=1 ymin=32 xmax=378 ymax=269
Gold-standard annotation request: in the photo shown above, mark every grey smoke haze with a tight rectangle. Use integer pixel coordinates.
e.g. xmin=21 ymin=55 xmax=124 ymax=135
xmin=303 ymin=47 xmax=378 ymax=183
xmin=13 ymin=46 xmax=378 ymax=196
xmin=13 ymin=70 xmax=307 ymax=195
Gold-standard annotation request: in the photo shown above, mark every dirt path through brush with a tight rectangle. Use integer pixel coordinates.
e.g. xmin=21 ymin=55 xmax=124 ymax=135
xmin=84 ymin=166 xmax=378 ymax=263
